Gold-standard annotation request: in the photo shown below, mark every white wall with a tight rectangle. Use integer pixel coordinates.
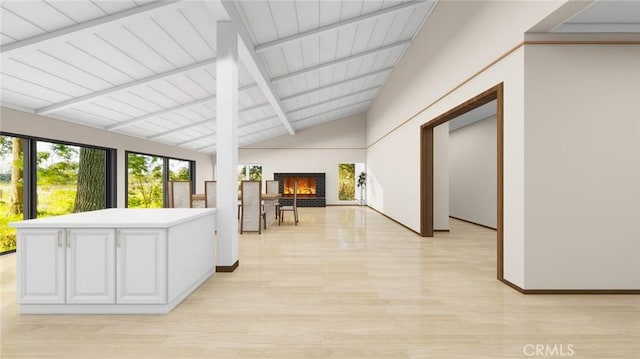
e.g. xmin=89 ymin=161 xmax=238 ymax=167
xmin=449 ymin=116 xmax=497 ymax=228
xmin=433 ymin=122 xmax=449 ymax=230
xmin=523 ymin=44 xmax=640 ymax=289
xmin=365 ymin=0 xmax=564 ymax=286
xmin=239 ymin=113 xmax=366 ymax=205
xmin=0 ymin=107 xmax=214 ymax=206
xmin=366 ymin=0 xmax=639 ymax=289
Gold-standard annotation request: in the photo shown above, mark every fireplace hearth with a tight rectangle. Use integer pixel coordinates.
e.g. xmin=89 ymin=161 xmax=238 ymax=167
xmin=274 ymin=172 xmax=326 ymax=207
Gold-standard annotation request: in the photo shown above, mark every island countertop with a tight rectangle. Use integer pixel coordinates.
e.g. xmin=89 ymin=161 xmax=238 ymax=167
xmin=10 ymin=208 xmax=216 ymax=229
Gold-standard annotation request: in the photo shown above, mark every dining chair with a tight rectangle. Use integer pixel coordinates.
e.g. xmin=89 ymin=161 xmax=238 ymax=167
xmin=265 ymin=180 xmax=280 ymax=219
xmin=204 ymin=180 xmax=217 ymax=208
xmin=279 ymin=181 xmax=298 ymax=225
xmin=167 ymin=180 xmax=192 ymax=208
xmin=240 ymin=180 xmax=266 ymax=234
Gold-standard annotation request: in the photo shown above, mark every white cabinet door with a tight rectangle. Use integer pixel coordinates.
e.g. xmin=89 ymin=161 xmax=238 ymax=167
xmin=66 ymin=229 xmax=115 ymax=304
xmin=116 ymin=229 xmax=167 ymax=304
xmin=17 ymin=229 xmax=65 ymax=304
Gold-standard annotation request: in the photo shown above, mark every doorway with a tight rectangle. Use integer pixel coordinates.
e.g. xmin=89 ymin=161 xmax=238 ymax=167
xmin=420 ymin=83 xmax=504 ymax=280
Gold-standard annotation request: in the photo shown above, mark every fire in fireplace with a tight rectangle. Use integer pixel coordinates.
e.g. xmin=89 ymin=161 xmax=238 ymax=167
xmin=284 ymin=177 xmax=316 ymax=196
xmin=274 ymin=173 xmax=326 ymax=207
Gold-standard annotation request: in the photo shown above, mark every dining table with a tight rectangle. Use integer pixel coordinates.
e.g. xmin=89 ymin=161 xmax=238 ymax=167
xmin=191 ymin=192 xmax=281 ymax=227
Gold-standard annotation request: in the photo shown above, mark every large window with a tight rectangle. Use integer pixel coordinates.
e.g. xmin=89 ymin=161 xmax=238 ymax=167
xmin=0 ymin=135 xmax=23 ymax=254
xmin=237 ymin=164 xmax=262 ymax=192
xmin=338 ymin=162 xmax=365 ymax=202
xmin=169 ymin=159 xmax=191 ymax=180
xmin=126 ymin=152 xmax=194 ymax=208
xmin=0 ymin=134 xmax=115 ymax=255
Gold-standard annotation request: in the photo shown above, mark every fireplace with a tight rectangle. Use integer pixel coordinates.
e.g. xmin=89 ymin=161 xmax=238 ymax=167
xmin=274 ymin=172 xmax=326 ymax=207
xmin=283 ymin=177 xmax=316 ymax=196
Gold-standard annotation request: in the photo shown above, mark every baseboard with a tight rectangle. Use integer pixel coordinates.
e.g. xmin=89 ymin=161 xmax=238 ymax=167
xmin=216 ymin=260 xmax=239 ymax=273
xmin=449 ymin=216 xmax=497 ymax=230
xmin=500 ymin=278 xmax=640 ymax=294
xmin=366 ymin=205 xmax=421 ymax=236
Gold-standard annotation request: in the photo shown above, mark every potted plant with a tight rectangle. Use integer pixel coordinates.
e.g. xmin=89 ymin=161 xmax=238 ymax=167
xmin=356 ymin=172 xmax=366 ymax=206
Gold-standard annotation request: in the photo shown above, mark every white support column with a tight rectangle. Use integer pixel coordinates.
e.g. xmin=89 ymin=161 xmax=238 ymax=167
xmin=216 ymin=21 xmax=239 ymax=271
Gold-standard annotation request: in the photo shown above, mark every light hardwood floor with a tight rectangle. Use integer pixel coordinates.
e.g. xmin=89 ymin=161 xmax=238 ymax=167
xmin=1 ymin=206 xmax=639 ymax=358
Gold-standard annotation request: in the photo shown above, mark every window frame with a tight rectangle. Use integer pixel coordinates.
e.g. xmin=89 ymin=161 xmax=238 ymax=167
xmin=0 ymin=132 xmax=116 ymax=254
xmin=125 ymin=150 xmax=195 ymax=208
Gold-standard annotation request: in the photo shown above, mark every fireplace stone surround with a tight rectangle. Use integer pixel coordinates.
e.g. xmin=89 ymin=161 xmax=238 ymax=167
xmin=273 ymin=172 xmax=326 ymax=207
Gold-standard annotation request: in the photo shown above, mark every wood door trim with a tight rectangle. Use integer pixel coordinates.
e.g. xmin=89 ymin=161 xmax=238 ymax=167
xmin=420 ymin=83 xmax=504 ymax=280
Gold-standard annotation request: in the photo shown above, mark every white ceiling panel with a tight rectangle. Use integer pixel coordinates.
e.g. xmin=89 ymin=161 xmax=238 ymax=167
xmin=15 ymin=49 xmax=107 ymax=92
xmin=152 ymin=9 xmax=215 ymax=62
xmin=153 ymin=112 xmax=195 ymax=127
xmin=126 ymin=85 xmax=176 ymax=109
xmin=44 ymin=1 xmax=108 ymax=24
xmin=2 ymin=58 xmax=91 ymax=96
xmin=147 ymin=80 xmax=196 ymax=104
xmin=350 ymin=19 xmax=377 ymax=54
xmin=295 ymin=0 xmax=320 ymax=33
xmin=319 ymin=1 xmax=342 ymax=27
xmin=331 ymin=61 xmax=349 ymax=83
xmin=554 ymin=0 xmax=640 ymax=32
xmin=280 ymin=42 xmax=304 ymax=74
xmin=362 ymin=1 xmax=384 ymax=14
xmin=176 ymin=106 xmax=212 ymax=123
xmin=69 ymin=34 xmax=154 ymax=80
xmin=61 ymin=107 xmax=119 ymax=128
xmin=244 ymin=86 xmax=267 ymax=105
xmin=236 ymin=1 xmax=277 ymax=44
xmin=124 ymin=17 xmax=195 ymax=68
xmin=97 ymin=25 xmax=173 ymax=74
xmin=37 ymin=41 xmax=135 ymax=86
xmin=1 ymin=1 xmax=74 ymax=33
xmin=288 ymin=75 xmax=308 ymax=97
xmin=386 ymin=8 xmax=415 ymax=43
xmin=94 ymin=96 xmax=147 ymax=118
xmin=343 ymin=56 xmax=365 ymax=78
xmin=0 ymin=10 xmax=41 ymax=43
xmin=270 ymin=1 xmax=298 ymax=39
xmin=318 ymin=30 xmax=339 ymax=64
xmin=0 ymin=0 xmax=441 ymax=153
xmin=166 ymin=75 xmax=211 ymax=99
xmin=399 ymin=2 xmax=434 ymax=39
xmin=128 ymin=120 xmax=168 ymax=135
xmin=237 ymin=63 xmax=254 ymax=88
xmin=0 ymin=33 xmax=15 ymax=46
xmin=238 ymin=94 xmax=257 ymax=110
xmin=91 ymin=1 xmax=139 ymax=15
xmin=1 ymin=71 xmax=74 ymax=102
xmin=260 ymin=47 xmax=289 ymax=78
xmin=335 ymin=26 xmax=358 ymax=59
xmin=368 ymin=14 xmax=397 ymax=49
xmin=341 ymin=0 xmax=365 ymax=20
xmin=1 ymin=88 xmax=52 ymax=109
xmin=273 ymin=81 xmax=294 ymax=98
xmin=179 ymin=3 xmax=219 ymax=51
xmin=80 ymin=101 xmax=135 ymax=122
xmin=300 ymin=35 xmax=320 ymax=69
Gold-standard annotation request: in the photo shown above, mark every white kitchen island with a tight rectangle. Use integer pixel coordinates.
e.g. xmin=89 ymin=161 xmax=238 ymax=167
xmin=10 ymin=208 xmax=216 ymax=314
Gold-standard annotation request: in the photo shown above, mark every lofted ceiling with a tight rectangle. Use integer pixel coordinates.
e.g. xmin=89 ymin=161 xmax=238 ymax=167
xmin=0 ymin=0 xmax=436 ymax=153
xmin=0 ymin=0 xmax=638 ymax=154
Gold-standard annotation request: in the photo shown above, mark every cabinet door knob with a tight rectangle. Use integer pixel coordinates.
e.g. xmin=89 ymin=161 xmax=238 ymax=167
xmin=117 ymin=230 xmax=121 ymax=248
xmin=66 ymin=230 xmax=71 ymax=248
xmin=57 ymin=230 xmax=62 ymax=247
